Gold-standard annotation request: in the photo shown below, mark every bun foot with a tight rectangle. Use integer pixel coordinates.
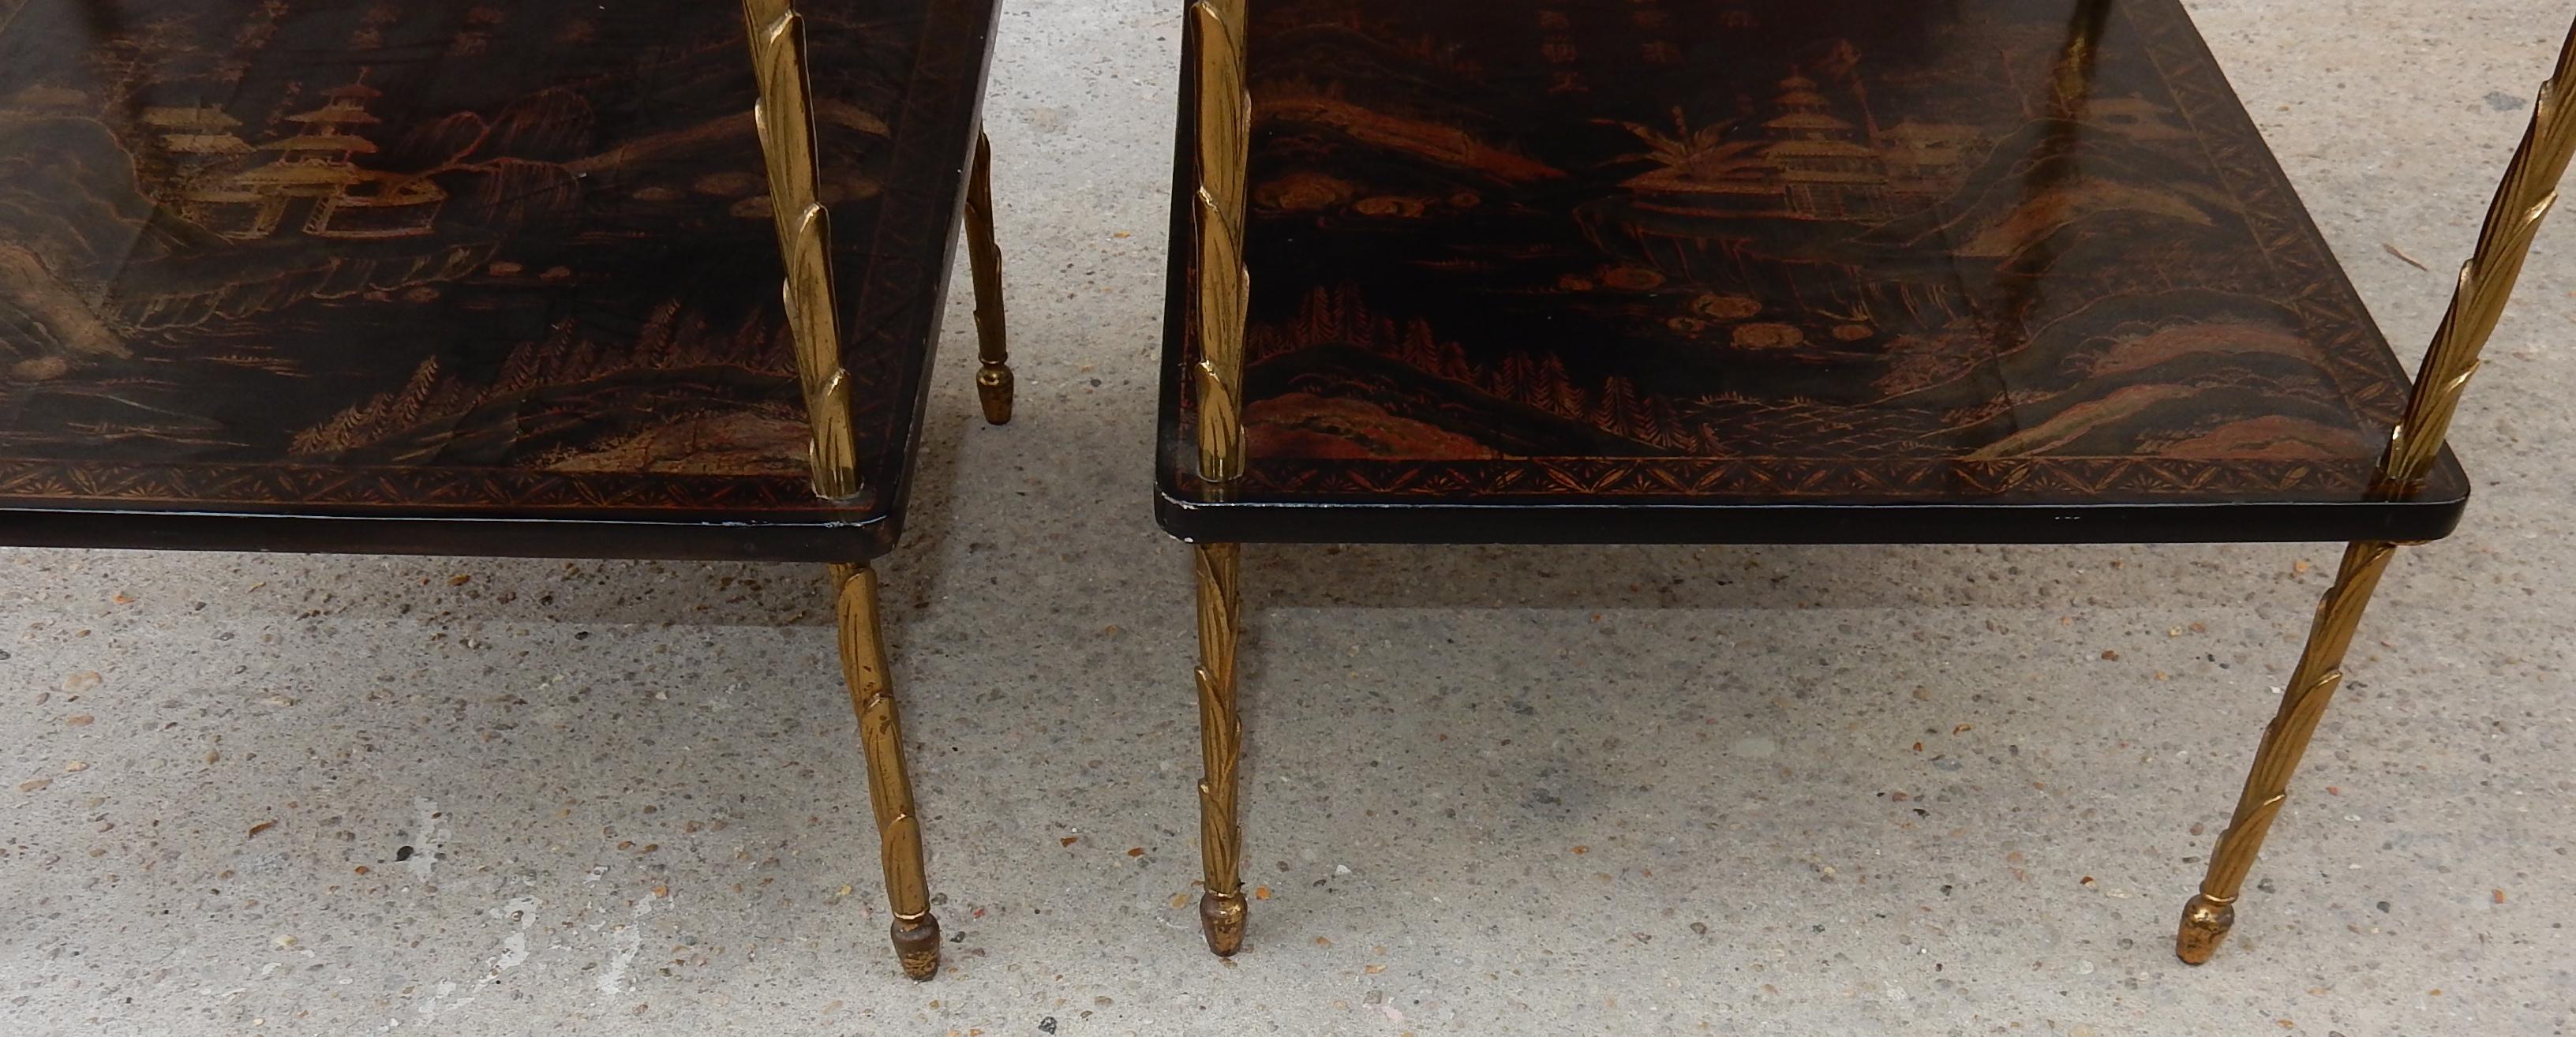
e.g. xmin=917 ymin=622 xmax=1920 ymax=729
xmin=975 ymin=364 xmax=1016 ymax=425
xmin=2175 ymin=894 xmax=2233 ymax=965
xmin=1199 ymin=890 xmax=1246 ymax=957
xmin=893 ymin=915 xmax=942 ymax=981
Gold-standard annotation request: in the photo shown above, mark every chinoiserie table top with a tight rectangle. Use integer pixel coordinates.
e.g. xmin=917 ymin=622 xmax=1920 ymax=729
xmin=1156 ymin=0 xmax=2470 ymax=545
xmin=0 ymin=0 xmax=999 ymax=560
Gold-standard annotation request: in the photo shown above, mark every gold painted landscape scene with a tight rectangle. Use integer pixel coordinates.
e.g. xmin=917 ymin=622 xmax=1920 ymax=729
xmin=0 ymin=1 xmax=914 ymax=483
xmin=1225 ymin=0 xmax=2411 ymax=484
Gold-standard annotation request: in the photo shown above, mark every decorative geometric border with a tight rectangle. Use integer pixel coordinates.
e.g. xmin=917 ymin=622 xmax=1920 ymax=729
xmin=1230 ymin=455 xmax=2389 ymax=504
xmin=0 ymin=459 xmax=846 ymax=514
xmin=1169 ymin=0 xmax=2465 ymax=508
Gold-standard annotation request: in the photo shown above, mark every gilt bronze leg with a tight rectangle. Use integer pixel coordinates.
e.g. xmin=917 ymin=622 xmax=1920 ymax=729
xmin=830 ymin=562 xmax=942 ymax=979
xmin=963 ymin=131 xmax=1015 ymax=425
xmin=1192 ymin=542 xmax=1248 ymax=955
xmin=2176 ymin=541 xmax=2398 ymax=964
xmin=2177 ymin=17 xmax=2576 ymax=965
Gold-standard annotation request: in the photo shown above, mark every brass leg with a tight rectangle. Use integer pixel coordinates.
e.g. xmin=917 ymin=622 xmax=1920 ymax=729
xmin=1192 ymin=543 xmax=1247 ymax=955
xmin=2176 ymin=541 xmax=2398 ymax=964
xmin=963 ymin=131 xmax=1015 ymax=426
xmin=830 ymin=562 xmax=942 ymax=980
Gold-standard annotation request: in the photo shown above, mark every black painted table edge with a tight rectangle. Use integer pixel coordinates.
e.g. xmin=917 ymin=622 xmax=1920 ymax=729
xmin=0 ymin=503 xmax=902 ymax=562
xmin=1154 ymin=481 xmax=2469 ymax=546
xmin=1151 ymin=0 xmax=2477 ymax=548
xmin=0 ymin=1 xmax=1002 ymax=567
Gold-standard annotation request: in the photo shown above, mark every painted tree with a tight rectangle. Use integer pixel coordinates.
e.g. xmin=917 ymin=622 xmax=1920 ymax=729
xmin=1597 ymin=376 xmax=1650 ymax=440
xmin=1541 ymin=357 xmax=1585 ymax=418
xmin=1492 ymin=353 xmax=1538 ymax=407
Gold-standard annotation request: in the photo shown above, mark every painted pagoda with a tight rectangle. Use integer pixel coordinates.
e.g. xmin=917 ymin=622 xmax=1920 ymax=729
xmin=173 ymin=77 xmax=447 ymax=241
xmin=1622 ymin=72 xmax=1988 ymax=223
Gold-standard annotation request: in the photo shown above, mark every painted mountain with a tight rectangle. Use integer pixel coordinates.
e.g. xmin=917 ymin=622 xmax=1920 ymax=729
xmin=1198 ymin=0 xmax=2420 ymax=500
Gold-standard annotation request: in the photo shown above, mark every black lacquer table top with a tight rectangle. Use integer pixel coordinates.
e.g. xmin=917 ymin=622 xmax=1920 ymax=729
xmin=1158 ymin=0 xmax=2470 ymax=545
xmin=0 ymin=0 xmax=998 ymax=560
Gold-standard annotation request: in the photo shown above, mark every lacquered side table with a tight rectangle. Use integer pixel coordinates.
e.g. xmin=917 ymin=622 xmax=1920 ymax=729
xmin=1155 ymin=0 xmax=2573 ymax=963
xmin=0 ymin=0 xmax=1013 ymax=980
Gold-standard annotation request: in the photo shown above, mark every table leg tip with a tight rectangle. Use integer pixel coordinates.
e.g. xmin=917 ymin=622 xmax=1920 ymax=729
xmin=893 ymin=915 xmax=943 ymax=980
xmin=976 ymin=365 xmax=1016 ymax=425
xmin=1199 ymin=891 xmax=1246 ymax=957
xmin=2175 ymin=896 xmax=2233 ymax=965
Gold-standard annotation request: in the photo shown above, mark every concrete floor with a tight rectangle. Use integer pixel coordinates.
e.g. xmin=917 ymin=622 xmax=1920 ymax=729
xmin=6 ymin=2 xmax=2574 ymax=1034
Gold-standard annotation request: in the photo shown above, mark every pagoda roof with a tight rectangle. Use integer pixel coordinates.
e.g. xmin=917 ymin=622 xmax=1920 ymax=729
xmin=233 ymin=163 xmax=366 ymax=186
xmin=324 ymin=81 xmax=385 ymax=99
xmin=1777 ymin=169 xmax=1887 ymax=185
xmin=1766 ymin=139 xmax=1881 ymax=159
xmin=141 ymin=106 xmax=241 ymax=129
xmin=1623 ymin=170 xmax=1783 ymax=197
xmin=260 ymin=134 xmax=380 ymax=154
xmin=1775 ymin=90 xmax=1833 ymax=108
xmin=1765 ymin=112 xmax=1855 ymax=132
xmin=163 ymin=134 xmax=253 ymax=155
xmin=285 ymin=103 xmax=383 ymax=125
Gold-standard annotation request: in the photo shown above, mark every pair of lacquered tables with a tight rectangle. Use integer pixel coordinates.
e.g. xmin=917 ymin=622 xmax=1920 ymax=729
xmin=0 ymin=0 xmax=2566 ymax=980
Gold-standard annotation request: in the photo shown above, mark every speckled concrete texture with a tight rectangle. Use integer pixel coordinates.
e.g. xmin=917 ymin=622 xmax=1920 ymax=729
xmin=6 ymin=2 xmax=2574 ymax=1034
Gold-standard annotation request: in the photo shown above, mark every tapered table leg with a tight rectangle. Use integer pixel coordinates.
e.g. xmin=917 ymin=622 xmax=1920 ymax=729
xmin=2177 ymin=9 xmax=2576 ymax=968
xmin=1192 ymin=543 xmax=1247 ymax=955
xmin=831 ymin=562 xmax=943 ymax=979
xmin=964 ymin=131 xmax=1015 ymax=426
xmin=2176 ymin=541 xmax=2397 ymax=964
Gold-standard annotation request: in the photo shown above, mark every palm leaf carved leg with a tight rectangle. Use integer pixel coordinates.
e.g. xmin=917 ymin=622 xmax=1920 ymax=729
xmin=964 ymin=131 xmax=1015 ymax=425
xmin=2177 ymin=541 xmax=2398 ymax=964
xmin=831 ymin=563 xmax=943 ymax=979
xmin=1193 ymin=543 xmax=1248 ymax=955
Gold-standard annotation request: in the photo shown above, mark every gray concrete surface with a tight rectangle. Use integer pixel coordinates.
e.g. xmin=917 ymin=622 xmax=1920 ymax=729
xmin=6 ymin=2 xmax=2574 ymax=1033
